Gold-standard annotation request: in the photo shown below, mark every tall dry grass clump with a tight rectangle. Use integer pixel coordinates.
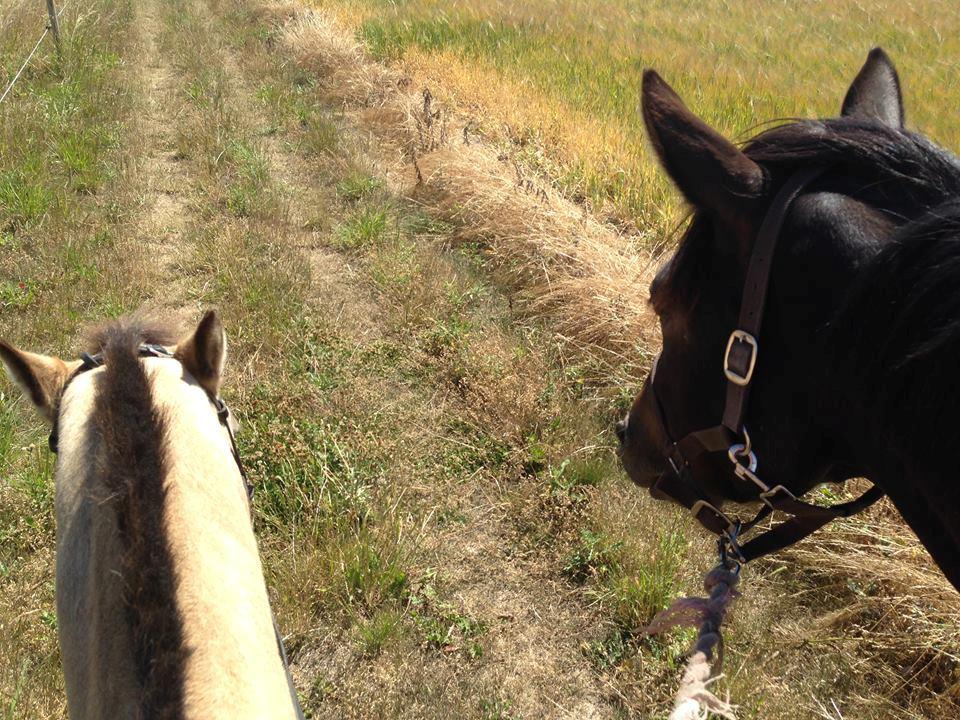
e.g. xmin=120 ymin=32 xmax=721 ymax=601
xmin=275 ymin=5 xmax=661 ymax=368
xmin=280 ymin=7 xmax=396 ymax=107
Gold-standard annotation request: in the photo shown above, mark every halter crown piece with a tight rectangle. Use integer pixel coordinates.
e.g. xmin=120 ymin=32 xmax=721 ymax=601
xmin=645 ymin=166 xmax=884 ymax=565
xmin=49 ymin=344 xmax=252 ymax=500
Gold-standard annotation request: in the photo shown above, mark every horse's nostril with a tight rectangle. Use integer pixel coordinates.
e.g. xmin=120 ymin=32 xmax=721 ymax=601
xmin=615 ymin=418 xmax=628 ymax=444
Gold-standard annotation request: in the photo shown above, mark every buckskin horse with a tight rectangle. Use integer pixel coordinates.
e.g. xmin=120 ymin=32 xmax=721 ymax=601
xmin=617 ymin=48 xmax=960 ymax=592
xmin=0 ymin=313 xmax=303 ymax=719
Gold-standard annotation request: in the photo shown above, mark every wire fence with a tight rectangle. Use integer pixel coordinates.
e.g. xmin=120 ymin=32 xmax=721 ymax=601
xmin=0 ymin=0 xmax=72 ymax=105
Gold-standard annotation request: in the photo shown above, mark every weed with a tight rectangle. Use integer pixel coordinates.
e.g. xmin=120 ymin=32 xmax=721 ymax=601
xmin=0 ymin=169 xmax=52 ymax=230
xmin=341 ymin=535 xmax=409 ymax=611
xmin=608 ymin=530 xmax=686 ymax=630
xmin=409 ymin=571 xmax=486 ymax=659
xmin=301 ymin=114 xmax=340 ymax=156
xmin=563 ymin=529 xmax=622 ymax=584
xmin=334 ymin=205 xmax=390 ymax=249
xmin=336 ymin=171 xmax=384 ymax=202
xmin=585 ymin=628 xmax=630 ymax=670
xmin=548 ymin=457 xmax=604 ymax=498
xmin=479 ymin=698 xmax=521 ymax=720
xmin=355 ymin=609 xmax=405 ymax=657
xmin=0 ymin=281 xmax=36 ymax=310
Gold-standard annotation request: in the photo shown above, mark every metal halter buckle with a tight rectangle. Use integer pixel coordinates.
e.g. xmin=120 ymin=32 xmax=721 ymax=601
xmin=724 ymin=330 xmax=758 ymax=386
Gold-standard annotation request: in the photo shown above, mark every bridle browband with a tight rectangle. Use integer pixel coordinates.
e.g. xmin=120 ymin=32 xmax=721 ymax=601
xmin=645 ymin=165 xmax=884 ymax=565
xmin=48 ymin=343 xmax=306 ymax=720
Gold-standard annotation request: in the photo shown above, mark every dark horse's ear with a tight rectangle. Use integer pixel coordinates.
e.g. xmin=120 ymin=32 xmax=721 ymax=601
xmin=175 ymin=310 xmax=226 ymax=397
xmin=841 ymin=47 xmax=904 ymax=128
xmin=641 ymin=70 xmax=765 ymax=223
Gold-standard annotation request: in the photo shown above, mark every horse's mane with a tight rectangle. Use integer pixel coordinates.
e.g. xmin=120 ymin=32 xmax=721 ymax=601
xmin=655 ymin=118 xmax=960 ymax=313
xmin=830 ymin=201 xmax=960 ymax=461
xmin=93 ymin=320 xmax=187 ymax=717
xmin=744 ymin=118 xmax=960 ymax=203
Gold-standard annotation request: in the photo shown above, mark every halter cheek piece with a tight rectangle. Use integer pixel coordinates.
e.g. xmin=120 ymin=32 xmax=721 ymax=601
xmin=645 ymin=165 xmax=884 ymax=565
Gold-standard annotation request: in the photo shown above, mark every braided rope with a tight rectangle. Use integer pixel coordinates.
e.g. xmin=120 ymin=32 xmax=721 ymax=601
xmin=645 ymin=563 xmax=741 ymax=719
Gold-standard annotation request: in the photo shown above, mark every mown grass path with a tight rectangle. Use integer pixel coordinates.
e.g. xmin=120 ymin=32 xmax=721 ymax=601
xmin=5 ymin=0 xmax=639 ymax=717
xmin=167 ymin=0 xmax=625 ymax=716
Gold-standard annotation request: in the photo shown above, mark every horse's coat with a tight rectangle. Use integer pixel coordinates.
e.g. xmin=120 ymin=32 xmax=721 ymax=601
xmin=1 ymin=314 xmax=299 ymax=719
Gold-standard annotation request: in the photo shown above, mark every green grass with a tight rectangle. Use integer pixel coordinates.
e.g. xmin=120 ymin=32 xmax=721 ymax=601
xmin=322 ymin=0 xmax=960 ymax=234
xmin=334 ymin=204 xmax=391 ymax=249
xmin=336 ymin=170 xmax=384 ymax=202
xmin=0 ymin=1 xmax=149 ymax=714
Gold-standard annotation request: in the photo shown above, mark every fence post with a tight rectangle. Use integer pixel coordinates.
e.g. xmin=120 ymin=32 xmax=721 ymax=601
xmin=45 ymin=0 xmax=61 ymax=56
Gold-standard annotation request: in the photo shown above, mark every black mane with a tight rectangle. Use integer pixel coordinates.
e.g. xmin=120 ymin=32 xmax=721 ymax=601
xmin=745 ymin=118 xmax=960 ymax=203
xmin=831 ymin=200 xmax=960 ymax=461
xmin=93 ymin=321 xmax=187 ymax=718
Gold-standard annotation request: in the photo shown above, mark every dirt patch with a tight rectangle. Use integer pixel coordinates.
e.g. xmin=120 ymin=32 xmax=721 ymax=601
xmin=132 ymin=0 xmax=197 ymax=322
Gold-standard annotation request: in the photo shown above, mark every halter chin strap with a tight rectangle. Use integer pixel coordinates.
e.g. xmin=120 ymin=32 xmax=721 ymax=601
xmin=648 ymin=166 xmax=884 ymax=563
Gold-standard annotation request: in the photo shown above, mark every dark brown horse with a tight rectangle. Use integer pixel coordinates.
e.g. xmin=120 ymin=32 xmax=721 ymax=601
xmin=618 ymin=48 xmax=960 ymax=591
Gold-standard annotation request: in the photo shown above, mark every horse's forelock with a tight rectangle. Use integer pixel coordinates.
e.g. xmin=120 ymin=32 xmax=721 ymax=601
xmin=84 ymin=316 xmax=182 ymax=354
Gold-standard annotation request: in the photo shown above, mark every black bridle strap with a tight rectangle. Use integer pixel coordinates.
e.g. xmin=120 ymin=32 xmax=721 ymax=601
xmin=722 ymin=165 xmax=829 ymax=434
xmin=735 ymin=484 xmax=884 ymax=561
xmin=214 ymin=398 xmax=254 ymax=501
xmin=649 ymin=371 xmax=885 ymax=556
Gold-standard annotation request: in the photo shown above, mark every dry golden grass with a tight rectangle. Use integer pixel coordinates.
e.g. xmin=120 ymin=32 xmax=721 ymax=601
xmin=308 ymin=0 xmax=960 ymax=235
xmin=280 ymin=7 xmax=662 ymax=372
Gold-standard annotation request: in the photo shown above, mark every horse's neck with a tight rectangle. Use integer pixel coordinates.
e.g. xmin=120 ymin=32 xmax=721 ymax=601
xmin=152 ymin=368 xmax=295 ymax=719
xmin=55 ymin=365 xmax=296 ymax=720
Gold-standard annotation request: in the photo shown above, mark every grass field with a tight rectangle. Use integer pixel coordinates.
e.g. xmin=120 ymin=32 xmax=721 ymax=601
xmin=1 ymin=0 xmax=959 ymax=719
xmin=311 ymin=0 xmax=960 ymax=234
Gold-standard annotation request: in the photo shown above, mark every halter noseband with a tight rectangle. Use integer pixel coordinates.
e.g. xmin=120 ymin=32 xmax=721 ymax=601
xmin=48 ymin=343 xmax=253 ymax=502
xmin=645 ymin=165 xmax=884 ymax=564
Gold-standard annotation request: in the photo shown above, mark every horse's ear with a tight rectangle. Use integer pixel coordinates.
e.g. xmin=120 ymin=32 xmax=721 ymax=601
xmin=841 ymin=47 xmax=904 ymax=128
xmin=0 ymin=342 xmax=77 ymax=422
xmin=641 ymin=70 xmax=765 ymax=221
xmin=175 ymin=311 xmax=226 ymax=396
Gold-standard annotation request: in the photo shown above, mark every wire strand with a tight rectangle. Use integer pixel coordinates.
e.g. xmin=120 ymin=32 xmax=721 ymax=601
xmin=0 ymin=0 xmax=73 ymax=106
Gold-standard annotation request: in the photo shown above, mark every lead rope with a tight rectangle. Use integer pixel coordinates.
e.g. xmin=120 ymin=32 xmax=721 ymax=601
xmin=644 ymin=541 xmax=742 ymax=719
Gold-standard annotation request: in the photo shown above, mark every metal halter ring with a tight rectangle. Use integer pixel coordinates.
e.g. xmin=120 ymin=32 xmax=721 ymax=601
xmin=727 ymin=427 xmax=757 ymax=473
xmin=728 ymin=444 xmax=758 ymax=474
xmin=718 ymin=522 xmax=745 ymax=569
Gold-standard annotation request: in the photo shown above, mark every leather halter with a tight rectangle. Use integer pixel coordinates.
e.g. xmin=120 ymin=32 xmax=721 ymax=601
xmin=646 ymin=166 xmax=884 ymax=563
xmin=48 ymin=344 xmax=305 ymax=719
